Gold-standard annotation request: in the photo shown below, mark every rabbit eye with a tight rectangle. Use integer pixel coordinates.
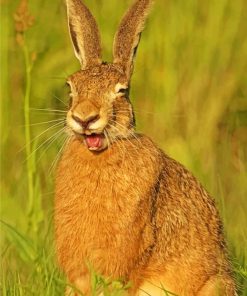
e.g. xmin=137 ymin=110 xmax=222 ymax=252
xmin=118 ymin=88 xmax=129 ymax=95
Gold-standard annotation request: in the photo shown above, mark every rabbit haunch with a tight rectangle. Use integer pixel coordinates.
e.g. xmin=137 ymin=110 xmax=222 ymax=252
xmin=55 ymin=0 xmax=237 ymax=295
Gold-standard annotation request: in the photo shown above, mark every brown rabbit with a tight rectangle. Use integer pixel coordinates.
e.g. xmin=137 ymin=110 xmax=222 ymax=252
xmin=55 ymin=0 xmax=237 ymax=295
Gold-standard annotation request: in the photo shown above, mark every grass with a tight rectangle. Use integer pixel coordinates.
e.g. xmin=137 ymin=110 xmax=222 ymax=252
xmin=0 ymin=0 xmax=247 ymax=295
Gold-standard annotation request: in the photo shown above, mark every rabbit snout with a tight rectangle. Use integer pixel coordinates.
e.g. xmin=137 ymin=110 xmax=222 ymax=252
xmin=67 ymin=100 xmax=107 ymax=133
xmin=66 ymin=100 xmax=110 ymax=151
xmin=71 ymin=113 xmax=100 ymax=129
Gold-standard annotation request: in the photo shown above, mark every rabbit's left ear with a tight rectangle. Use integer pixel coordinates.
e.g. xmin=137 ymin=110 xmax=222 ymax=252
xmin=113 ymin=0 xmax=153 ymax=79
xmin=66 ymin=0 xmax=102 ymax=69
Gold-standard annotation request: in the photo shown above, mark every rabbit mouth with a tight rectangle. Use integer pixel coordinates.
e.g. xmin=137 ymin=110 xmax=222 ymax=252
xmin=83 ymin=133 xmax=107 ymax=151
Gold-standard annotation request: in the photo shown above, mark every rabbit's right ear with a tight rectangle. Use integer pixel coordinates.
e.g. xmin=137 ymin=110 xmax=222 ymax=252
xmin=66 ymin=0 xmax=102 ymax=69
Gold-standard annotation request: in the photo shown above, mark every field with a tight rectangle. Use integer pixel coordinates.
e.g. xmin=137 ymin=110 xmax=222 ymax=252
xmin=0 ymin=0 xmax=247 ymax=295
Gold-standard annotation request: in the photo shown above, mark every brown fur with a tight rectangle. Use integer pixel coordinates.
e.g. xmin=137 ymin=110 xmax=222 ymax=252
xmin=55 ymin=0 xmax=237 ymax=295
xmin=55 ymin=136 xmax=236 ymax=295
xmin=66 ymin=0 xmax=102 ymax=68
xmin=113 ymin=0 xmax=153 ymax=78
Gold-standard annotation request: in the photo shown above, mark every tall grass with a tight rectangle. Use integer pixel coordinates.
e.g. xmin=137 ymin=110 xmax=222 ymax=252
xmin=0 ymin=0 xmax=246 ymax=295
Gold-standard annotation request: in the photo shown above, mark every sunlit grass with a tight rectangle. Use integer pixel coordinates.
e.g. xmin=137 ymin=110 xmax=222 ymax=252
xmin=0 ymin=0 xmax=246 ymax=295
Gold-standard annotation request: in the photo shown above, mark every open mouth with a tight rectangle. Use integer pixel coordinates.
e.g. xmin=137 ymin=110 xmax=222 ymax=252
xmin=84 ymin=133 xmax=105 ymax=151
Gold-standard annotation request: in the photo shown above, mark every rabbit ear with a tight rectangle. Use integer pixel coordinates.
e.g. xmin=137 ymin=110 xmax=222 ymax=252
xmin=113 ymin=0 xmax=153 ymax=79
xmin=66 ymin=0 xmax=102 ymax=69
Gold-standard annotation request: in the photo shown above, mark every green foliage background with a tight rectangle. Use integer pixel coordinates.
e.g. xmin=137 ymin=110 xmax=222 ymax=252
xmin=0 ymin=0 xmax=247 ymax=294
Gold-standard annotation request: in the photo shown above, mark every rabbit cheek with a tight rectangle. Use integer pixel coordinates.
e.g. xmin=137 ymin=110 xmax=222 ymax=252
xmin=66 ymin=113 xmax=83 ymax=134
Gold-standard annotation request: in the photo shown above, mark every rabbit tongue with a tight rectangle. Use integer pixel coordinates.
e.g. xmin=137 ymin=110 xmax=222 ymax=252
xmin=85 ymin=134 xmax=103 ymax=149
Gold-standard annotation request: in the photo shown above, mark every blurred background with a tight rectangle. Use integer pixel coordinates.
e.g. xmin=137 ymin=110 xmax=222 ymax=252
xmin=1 ymin=0 xmax=246 ymax=294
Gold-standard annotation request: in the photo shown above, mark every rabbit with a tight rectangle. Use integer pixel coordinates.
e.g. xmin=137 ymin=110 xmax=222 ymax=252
xmin=54 ymin=0 xmax=237 ymax=295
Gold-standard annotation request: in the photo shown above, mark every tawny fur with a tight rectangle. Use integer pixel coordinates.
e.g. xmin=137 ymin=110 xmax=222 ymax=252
xmin=66 ymin=0 xmax=102 ymax=68
xmin=55 ymin=0 xmax=237 ymax=295
xmin=55 ymin=136 xmax=236 ymax=295
xmin=113 ymin=0 xmax=153 ymax=78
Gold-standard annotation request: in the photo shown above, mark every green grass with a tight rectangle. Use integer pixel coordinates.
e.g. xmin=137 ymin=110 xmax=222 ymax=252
xmin=0 ymin=0 xmax=247 ymax=295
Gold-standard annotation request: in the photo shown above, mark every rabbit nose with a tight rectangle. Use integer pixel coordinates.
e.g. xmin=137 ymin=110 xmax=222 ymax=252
xmin=72 ymin=114 xmax=100 ymax=129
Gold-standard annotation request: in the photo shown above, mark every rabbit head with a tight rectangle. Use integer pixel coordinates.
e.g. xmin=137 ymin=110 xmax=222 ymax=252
xmin=65 ymin=0 xmax=153 ymax=151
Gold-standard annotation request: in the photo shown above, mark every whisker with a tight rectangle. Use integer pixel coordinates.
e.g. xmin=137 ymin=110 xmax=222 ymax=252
xmin=113 ymin=120 xmax=135 ymax=132
xmin=29 ymin=108 xmax=67 ymax=113
xmin=104 ymin=130 xmax=111 ymax=149
xmin=123 ymin=136 xmax=139 ymax=151
xmin=53 ymin=94 xmax=67 ymax=106
xmin=27 ymin=112 xmax=66 ymax=117
xmin=35 ymin=128 xmax=67 ymax=165
xmin=115 ymin=108 xmax=185 ymax=117
xmin=105 ymin=127 xmax=115 ymax=144
xmin=18 ymin=121 xmax=65 ymax=153
xmin=116 ymin=138 xmax=128 ymax=160
xmin=112 ymin=107 xmax=156 ymax=116
xmin=48 ymin=135 xmax=71 ymax=175
xmin=108 ymin=124 xmax=137 ymax=151
xmin=133 ymin=110 xmax=155 ymax=115
xmin=106 ymin=128 xmax=126 ymax=159
xmin=109 ymin=122 xmax=146 ymax=154
xmin=114 ymin=111 xmax=131 ymax=114
xmin=114 ymin=116 xmax=137 ymax=129
xmin=21 ymin=118 xmax=65 ymax=127
xmin=113 ymin=121 xmax=140 ymax=141
xmin=123 ymin=127 xmax=149 ymax=150
xmin=24 ymin=127 xmax=66 ymax=163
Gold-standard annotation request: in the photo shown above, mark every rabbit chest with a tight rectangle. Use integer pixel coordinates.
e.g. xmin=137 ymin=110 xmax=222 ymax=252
xmin=55 ymin=138 xmax=160 ymax=277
